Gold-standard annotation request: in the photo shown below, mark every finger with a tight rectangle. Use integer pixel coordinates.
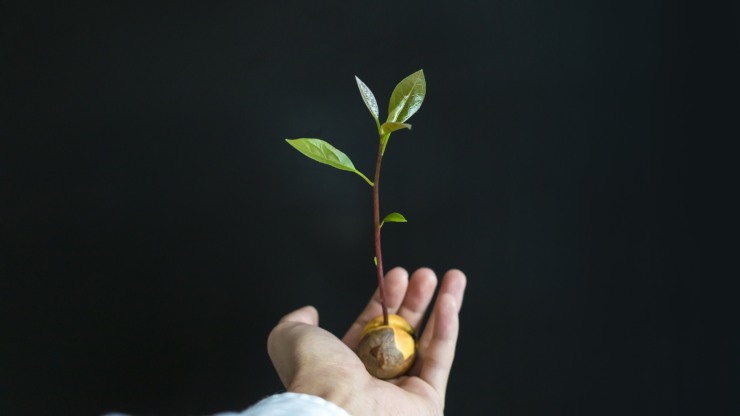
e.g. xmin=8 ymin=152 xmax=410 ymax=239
xmin=419 ymin=293 xmax=459 ymax=396
xmin=278 ymin=305 xmax=319 ymax=326
xmin=396 ymin=268 xmax=438 ymax=333
xmin=342 ymin=267 xmax=409 ymax=348
xmin=268 ymin=305 xmax=320 ymax=387
xmin=419 ymin=269 xmax=467 ymax=349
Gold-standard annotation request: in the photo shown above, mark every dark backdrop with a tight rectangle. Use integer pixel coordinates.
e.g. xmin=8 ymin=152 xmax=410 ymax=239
xmin=2 ymin=1 xmax=737 ymax=415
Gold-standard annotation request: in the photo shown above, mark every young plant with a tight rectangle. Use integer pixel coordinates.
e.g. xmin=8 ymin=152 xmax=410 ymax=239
xmin=285 ymin=70 xmax=426 ymax=379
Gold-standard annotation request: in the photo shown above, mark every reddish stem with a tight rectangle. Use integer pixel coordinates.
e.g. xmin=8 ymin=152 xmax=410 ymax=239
xmin=373 ymin=140 xmax=389 ymax=326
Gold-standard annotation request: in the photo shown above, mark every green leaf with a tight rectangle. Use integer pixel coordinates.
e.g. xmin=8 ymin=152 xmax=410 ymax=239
xmin=286 ymin=138 xmax=355 ymax=171
xmin=387 ymin=70 xmax=426 ymax=124
xmin=285 ymin=138 xmax=373 ymax=186
xmin=373 ymin=256 xmax=377 ymax=266
xmin=381 ymin=121 xmax=412 ymax=135
xmin=380 ymin=212 xmax=407 ymax=228
xmin=355 ymin=76 xmax=379 ymax=122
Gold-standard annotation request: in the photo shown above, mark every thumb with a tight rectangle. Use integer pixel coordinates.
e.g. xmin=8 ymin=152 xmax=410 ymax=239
xmin=267 ymin=305 xmax=320 ymax=388
xmin=278 ymin=305 xmax=319 ymax=326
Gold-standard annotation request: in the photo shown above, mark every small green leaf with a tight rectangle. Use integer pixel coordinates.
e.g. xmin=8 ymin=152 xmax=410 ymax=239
xmin=380 ymin=212 xmax=407 ymax=228
xmin=373 ymin=256 xmax=377 ymax=266
xmin=381 ymin=121 xmax=412 ymax=135
xmin=355 ymin=76 xmax=379 ymax=122
xmin=286 ymin=138 xmax=355 ymax=171
xmin=285 ymin=138 xmax=373 ymax=186
xmin=387 ymin=70 xmax=426 ymax=124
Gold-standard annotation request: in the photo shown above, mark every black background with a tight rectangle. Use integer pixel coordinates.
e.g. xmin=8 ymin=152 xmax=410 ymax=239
xmin=2 ymin=1 xmax=738 ymax=415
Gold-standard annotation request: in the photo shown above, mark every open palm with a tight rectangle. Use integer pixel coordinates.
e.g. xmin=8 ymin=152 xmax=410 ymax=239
xmin=268 ymin=267 xmax=467 ymax=416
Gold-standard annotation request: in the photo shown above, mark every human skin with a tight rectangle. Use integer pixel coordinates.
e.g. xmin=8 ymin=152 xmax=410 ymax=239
xmin=267 ymin=267 xmax=467 ymax=416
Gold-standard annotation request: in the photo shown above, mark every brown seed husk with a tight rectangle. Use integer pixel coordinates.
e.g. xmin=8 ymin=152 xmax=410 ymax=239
xmin=357 ymin=314 xmax=416 ymax=379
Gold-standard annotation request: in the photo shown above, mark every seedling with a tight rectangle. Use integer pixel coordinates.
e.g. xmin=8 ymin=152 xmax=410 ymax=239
xmin=286 ymin=70 xmax=426 ymax=378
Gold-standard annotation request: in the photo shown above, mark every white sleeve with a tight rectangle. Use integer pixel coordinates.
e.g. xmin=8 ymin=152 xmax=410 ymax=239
xmin=215 ymin=392 xmax=352 ymax=416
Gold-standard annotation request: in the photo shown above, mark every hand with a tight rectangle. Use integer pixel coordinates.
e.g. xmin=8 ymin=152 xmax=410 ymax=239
xmin=267 ymin=267 xmax=467 ymax=416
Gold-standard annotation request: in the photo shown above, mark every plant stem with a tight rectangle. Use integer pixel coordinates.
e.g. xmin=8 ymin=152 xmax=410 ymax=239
xmin=373 ymin=138 xmax=389 ymax=326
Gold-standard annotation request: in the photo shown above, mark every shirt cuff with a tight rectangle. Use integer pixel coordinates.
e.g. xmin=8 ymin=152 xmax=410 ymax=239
xmin=216 ymin=392 xmax=352 ymax=416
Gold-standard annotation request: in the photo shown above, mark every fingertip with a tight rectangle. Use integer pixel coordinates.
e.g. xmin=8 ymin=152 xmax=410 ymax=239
xmin=279 ymin=305 xmax=319 ymax=326
xmin=445 ymin=269 xmax=467 ymax=287
xmin=385 ymin=267 xmax=410 ymax=311
xmin=385 ymin=267 xmax=409 ymax=293
xmin=413 ymin=266 xmax=436 ymax=276
xmin=386 ymin=266 xmax=409 ymax=283
xmin=442 ymin=269 xmax=467 ymax=311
